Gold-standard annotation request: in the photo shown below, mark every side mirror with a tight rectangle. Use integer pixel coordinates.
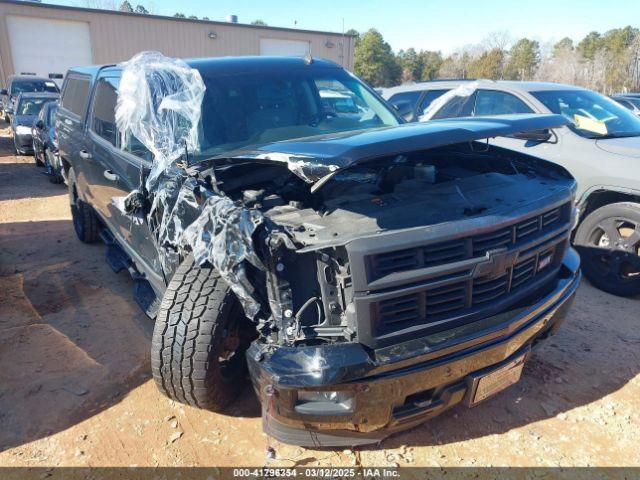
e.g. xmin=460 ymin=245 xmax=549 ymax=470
xmin=5 ymin=106 xmax=13 ymax=115
xmin=507 ymin=128 xmax=553 ymax=142
xmin=0 ymin=89 xmax=7 ymax=96
xmin=36 ymin=120 xmax=45 ymax=129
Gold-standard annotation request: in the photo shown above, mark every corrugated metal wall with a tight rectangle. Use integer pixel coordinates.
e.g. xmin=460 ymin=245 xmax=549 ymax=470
xmin=0 ymin=0 xmax=354 ymax=82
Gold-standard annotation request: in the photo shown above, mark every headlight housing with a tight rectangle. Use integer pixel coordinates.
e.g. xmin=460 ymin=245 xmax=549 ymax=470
xmin=15 ymin=125 xmax=31 ymax=135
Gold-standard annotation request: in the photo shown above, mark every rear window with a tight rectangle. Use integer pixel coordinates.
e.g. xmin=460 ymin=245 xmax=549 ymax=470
xmin=11 ymin=80 xmax=59 ymax=95
xmin=61 ymin=76 xmax=91 ymax=117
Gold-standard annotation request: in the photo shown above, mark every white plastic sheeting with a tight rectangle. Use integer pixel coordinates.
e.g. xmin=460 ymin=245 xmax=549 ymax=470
xmin=114 ymin=52 xmax=265 ymax=319
xmin=115 ymin=51 xmax=206 ymax=190
xmin=418 ymin=81 xmax=480 ymax=122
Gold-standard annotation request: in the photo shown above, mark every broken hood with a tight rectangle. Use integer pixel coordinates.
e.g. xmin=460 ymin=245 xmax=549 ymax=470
xmin=217 ymin=114 xmax=570 ymax=185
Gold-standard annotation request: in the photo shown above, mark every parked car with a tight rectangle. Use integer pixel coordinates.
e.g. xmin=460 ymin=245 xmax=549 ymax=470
xmin=32 ymin=100 xmax=63 ymax=183
xmin=58 ymin=56 xmax=580 ymax=447
xmin=1 ymin=75 xmax=60 ymax=123
xmin=610 ymin=94 xmax=640 ymax=116
xmin=388 ymin=79 xmax=640 ymax=297
xmin=10 ymin=92 xmax=59 ymax=155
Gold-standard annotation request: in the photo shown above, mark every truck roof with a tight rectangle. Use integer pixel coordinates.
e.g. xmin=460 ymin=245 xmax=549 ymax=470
xmin=67 ymin=56 xmax=343 ymax=80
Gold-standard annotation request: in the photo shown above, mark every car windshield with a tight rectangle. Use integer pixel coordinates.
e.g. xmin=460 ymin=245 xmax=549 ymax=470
xmin=11 ymin=80 xmax=59 ymax=95
xmin=531 ymin=89 xmax=640 ymax=138
xmin=194 ymin=67 xmax=399 ymax=158
xmin=17 ymin=98 xmax=50 ymax=116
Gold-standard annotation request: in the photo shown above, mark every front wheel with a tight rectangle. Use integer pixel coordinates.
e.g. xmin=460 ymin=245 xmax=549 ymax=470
xmin=151 ymin=256 xmax=255 ymax=410
xmin=574 ymin=202 xmax=640 ymax=297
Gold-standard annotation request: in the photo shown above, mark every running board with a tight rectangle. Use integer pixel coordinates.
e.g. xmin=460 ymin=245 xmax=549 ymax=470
xmin=134 ymin=279 xmax=161 ymax=319
xmin=99 ymin=228 xmax=160 ymax=319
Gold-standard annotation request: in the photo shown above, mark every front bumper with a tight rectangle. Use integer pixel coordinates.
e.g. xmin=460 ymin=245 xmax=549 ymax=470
xmin=247 ymin=249 xmax=581 ymax=447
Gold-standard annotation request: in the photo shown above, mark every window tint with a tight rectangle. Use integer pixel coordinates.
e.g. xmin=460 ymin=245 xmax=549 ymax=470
xmin=474 ymin=90 xmax=533 ymax=116
xmin=431 ymin=92 xmax=477 ymax=119
xmin=388 ymin=91 xmax=423 ymax=120
xmin=61 ymin=76 xmax=90 ymax=117
xmin=91 ymin=77 xmax=118 ymax=146
xmin=417 ymin=89 xmax=450 ymax=117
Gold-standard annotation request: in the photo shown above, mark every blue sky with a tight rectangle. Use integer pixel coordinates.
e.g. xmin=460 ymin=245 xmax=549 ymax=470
xmin=49 ymin=0 xmax=640 ymax=53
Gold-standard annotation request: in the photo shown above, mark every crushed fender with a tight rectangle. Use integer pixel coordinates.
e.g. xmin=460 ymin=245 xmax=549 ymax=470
xmin=113 ymin=51 xmax=269 ymax=320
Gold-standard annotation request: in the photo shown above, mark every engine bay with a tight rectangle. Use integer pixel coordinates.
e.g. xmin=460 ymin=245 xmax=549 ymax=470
xmin=208 ymin=143 xmax=571 ymax=249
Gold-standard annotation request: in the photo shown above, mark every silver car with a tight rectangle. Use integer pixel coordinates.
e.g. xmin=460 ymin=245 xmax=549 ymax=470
xmin=383 ymin=80 xmax=640 ymax=297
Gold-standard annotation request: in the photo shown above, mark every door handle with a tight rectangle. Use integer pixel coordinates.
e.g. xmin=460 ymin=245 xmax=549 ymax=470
xmin=79 ymin=149 xmax=92 ymax=159
xmin=103 ymin=169 xmax=119 ymax=182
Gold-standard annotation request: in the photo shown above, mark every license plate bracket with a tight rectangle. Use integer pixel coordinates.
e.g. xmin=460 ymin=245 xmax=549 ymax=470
xmin=466 ymin=353 xmax=527 ymax=406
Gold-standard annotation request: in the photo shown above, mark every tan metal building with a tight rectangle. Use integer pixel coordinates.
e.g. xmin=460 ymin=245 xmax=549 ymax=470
xmin=0 ymin=0 xmax=354 ymax=85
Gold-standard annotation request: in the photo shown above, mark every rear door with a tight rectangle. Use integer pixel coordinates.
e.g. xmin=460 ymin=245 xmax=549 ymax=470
xmin=57 ymin=73 xmax=92 ymax=198
xmin=86 ymin=72 xmax=164 ymax=279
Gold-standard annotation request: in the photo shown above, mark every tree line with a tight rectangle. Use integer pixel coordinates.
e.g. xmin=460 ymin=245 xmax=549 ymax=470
xmin=350 ymin=27 xmax=640 ymax=93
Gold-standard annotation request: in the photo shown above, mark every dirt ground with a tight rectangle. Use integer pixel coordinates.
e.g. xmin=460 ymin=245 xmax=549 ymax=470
xmin=0 ymin=119 xmax=639 ymax=469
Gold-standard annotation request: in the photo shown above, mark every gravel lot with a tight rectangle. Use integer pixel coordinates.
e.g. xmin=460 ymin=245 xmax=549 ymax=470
xmin=1 ymin=119 xmax=639 ymax=469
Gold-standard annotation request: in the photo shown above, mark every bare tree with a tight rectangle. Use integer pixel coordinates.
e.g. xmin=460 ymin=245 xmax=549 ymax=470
xmin=81 ymin=0 xmax=118 ymax=9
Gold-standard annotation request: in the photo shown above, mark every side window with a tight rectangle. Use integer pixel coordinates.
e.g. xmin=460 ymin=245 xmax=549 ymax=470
xmin=90 ymin=77 xmax=118 ymax=146
xmin=387 ymin=91 xmax=422 ymax=121
xmin=417 ymin=89 xmax=450 ymax=115
xmin=431 ymin=92 xmax=477 ymax=119
xmin=474 ymin=90 xmax=533 ymax=116
xmin=122 ymin=131 xmax=153 ymax=162
xmin=61 ymin=76 xmax=91 ymax=117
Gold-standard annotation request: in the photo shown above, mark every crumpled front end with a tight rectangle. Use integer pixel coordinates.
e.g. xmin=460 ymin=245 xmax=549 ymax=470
xmin=249 ymin=249 xmax=580 ymax=447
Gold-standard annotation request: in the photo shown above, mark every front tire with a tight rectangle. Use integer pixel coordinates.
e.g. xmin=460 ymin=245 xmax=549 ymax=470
xmin=151 ymin=256 xmax=254 ymax=410
xmin=574 ymin=202 xmax=640 ymax=297
xmin=68 ymin=167 xmax=100 ymax=243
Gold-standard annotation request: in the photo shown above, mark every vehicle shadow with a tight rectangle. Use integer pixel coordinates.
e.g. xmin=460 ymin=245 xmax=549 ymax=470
xmin=366 ymin=280 xmax=640 ymax=450
xmin=0 ymin=219 xmax=155 ymax=451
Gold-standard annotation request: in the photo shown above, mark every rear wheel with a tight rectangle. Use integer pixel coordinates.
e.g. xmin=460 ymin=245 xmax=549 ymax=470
xmin=151 ymin=256 xmax=255 ymax=410
xmin=68 ymin=167 xmax=100 ymax=243
xmin=574 ymin=202 xmax=640 ymax=297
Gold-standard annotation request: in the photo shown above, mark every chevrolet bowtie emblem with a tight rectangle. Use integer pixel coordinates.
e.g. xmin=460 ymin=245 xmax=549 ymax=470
xmin=474 ymin=248 xmax=520 ymax=279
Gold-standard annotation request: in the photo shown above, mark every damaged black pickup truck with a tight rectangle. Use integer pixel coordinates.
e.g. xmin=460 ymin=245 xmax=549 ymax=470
xmin=57 ymin=54 xmax=581 ymax=447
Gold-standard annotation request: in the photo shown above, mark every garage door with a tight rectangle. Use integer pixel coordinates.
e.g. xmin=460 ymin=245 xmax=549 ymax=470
xmin=6 ymin=16 xmax=93 ymax=86
xmin=260 ymin=38 xmax=310 ymax=56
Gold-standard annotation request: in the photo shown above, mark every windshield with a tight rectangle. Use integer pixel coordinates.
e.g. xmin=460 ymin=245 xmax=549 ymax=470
xmin=194 ymin=67 xmax=399 ymax=158
xmin=531 ymin=89 xmax=640 ymax=138
xmin=17 ymin=98 xmax=50 ymax=116
xmin=11 ymin=80 xmax=59 ymax=95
